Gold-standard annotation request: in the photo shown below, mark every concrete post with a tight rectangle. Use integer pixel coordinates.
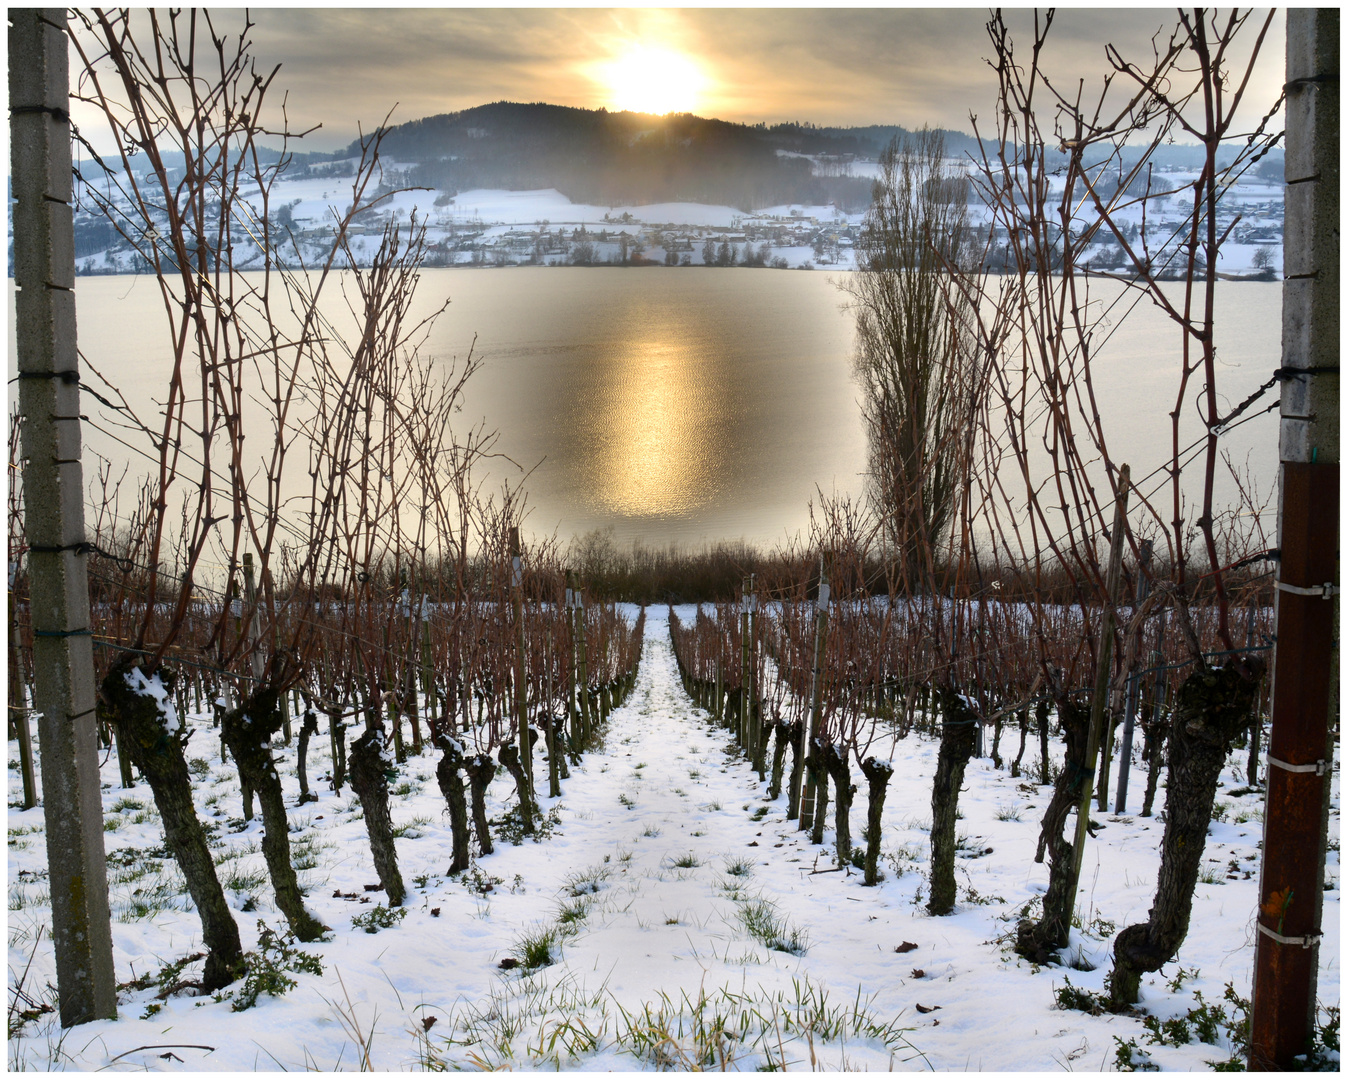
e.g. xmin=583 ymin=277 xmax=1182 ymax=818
xmin=572 ymin=571 xmax=592 ymax=747
xmin=263 ymin=566 xmax=292 ymax=744
xmin=1113 ymin=538 xmax=1153 ymax=813
xmin=1067 ymin=464 xmax=1130 ymax=914
xmin=511 ymin=527 xmax=533 ymax=794
xmin=564 ymin=572 xmax=578 ymax=740
xmin=241 ymin=553 xmax=264 ymax=685
xmin=1249 ymin=8 xmax=1339 ymax=1069
xmin=798 ymin=560 xmax=830 ymax=831
xmin=740 ymin=577 xmax=752 ymax=750
xmin=10 ymin=7 xmax=118 ymax=1025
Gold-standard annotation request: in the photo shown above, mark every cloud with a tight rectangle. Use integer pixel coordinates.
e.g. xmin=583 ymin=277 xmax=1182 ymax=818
xmin=70 ymin=8 xmax=1285 ymax=152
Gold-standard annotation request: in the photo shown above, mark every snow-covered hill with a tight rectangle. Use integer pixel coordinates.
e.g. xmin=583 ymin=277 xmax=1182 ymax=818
xmin=57 ymin=146 xmax=1285 ymax=277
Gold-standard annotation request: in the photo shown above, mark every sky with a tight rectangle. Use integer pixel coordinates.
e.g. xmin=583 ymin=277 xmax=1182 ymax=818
xmin=68 ymin=7 xmax=1287 ymax=153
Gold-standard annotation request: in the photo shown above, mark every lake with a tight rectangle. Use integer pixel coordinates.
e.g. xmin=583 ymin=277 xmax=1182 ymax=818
xmin=10 ymin=269 xmax=1281 ymax=551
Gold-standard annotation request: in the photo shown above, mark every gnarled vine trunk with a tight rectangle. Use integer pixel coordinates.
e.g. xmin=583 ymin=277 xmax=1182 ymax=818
xmin=860 ymin=756 xmax=893 ymax=886
xmin=928 ymin=688 xmax=978 ymax=915
xmin=750 ymin=700 xmax=769 ymax=782
xmin=806 ymin=737 xmax=830 ymax=846
xmin=98 ymin=661 xmax=244 ymax=991
xmin=822 ymin=741 xmax=855 ymax=865
xmin=1011 ymin=706 xmax=1029 ymax=778
xmin=1108 ymin=660 xmax=1265 ymax=1008
xmin=785 ymin=719 xmax=806 ymax=819
xmin=542 ymin=711 xmax=562 ymax=797
xmin=466 ymin=753 xmax=496 ymax=855
xmin=221 ymin=686 xmax=326 ymax=941
xmin=1016 ymin=700 xmax=1091 ymax=962
xmin=768 ymin=717 xmax=792 ymax=800
xmin=324 ymin=708 xmax=348 ymax=793
xmin=296 ymin=706 xmax=319 ymax=805
xmin=349 ymin=726 xmax=407 ymax=906
xmin=433 ymin=731 xmax=472 ymax=874
xmin=1140 ymin=707 xmax=1168 ymax=818
xmin=499 ymin=735 xmax=538 ymax=836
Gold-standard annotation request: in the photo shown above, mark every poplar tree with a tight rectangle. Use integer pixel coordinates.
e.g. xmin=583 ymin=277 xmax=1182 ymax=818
xmin=841 ymin=130 xmax=976 ymax=595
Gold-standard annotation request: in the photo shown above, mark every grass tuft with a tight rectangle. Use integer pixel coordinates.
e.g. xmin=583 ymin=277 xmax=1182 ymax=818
xmin=556 ymin=897 xmax=593 ymax=932
xmin=514 ymin=926 xmax=559 ymax=970
xmin=737 ymin=898 xmax=809 ymax=955
xmin=564 ymin=864 xmax=612 ymax=897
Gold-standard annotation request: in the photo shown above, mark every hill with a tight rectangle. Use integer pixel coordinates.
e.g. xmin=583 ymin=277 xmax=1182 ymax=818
xmin=338 ymin=102 xmax=978 ymax=213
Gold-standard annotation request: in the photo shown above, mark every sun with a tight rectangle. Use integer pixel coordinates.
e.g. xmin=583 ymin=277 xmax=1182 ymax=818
xmin=601 ymin=45 xmax=706 ymax=116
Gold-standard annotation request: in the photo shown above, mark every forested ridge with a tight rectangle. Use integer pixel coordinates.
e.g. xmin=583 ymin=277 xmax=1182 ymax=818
xmin=339 ymin=101 xmax=977 ymax=211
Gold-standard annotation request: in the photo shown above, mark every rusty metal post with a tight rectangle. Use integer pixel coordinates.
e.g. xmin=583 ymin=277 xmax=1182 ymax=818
xmin=1250 ymin=8 xmax=1339 ymax=1068
xmin=1250 ymin=465 xmax=1338 ymax=1069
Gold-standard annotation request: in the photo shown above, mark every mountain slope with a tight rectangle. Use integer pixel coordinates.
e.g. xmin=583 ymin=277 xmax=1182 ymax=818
xmin=342 ymin=102 xmax=975 ymax=212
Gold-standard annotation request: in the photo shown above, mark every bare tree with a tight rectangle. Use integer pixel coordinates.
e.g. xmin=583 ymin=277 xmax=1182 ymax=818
xmin=841 ymin=129 xmax=979 ymax=594
xmin=68 ymin=7 xmax=405 ymax=960
xmin=953 ymin=8 xmax=1279 ymax=985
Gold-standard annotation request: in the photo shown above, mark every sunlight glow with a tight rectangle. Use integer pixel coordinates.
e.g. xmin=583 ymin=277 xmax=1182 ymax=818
xmin=601 ymin=45 xmax=707 ymax=115
xmin=584 ymin=333 xmax=725 ymax=519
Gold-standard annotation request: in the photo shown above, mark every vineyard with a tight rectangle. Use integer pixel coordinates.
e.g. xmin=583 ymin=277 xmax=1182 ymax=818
xmin=8 ymin=7 xmax=1339 ymax=1072
xmin=9 ymin=576 xmax=1337 ymax=1069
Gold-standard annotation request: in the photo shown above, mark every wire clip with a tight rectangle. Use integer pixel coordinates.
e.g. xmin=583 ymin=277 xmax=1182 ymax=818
xmin=1257 ymin=922 xmax=1323 ymax=949
xmin=1276 ymin=580 xmax=1339 ymax=599
xmin=8 ymin=103 xmax=70 ymax=122
xmin=1267 ymin=753 xmax=1330 ymax=776
xmin=1272 ymin=365 xmax=1339 ymax=381
xmin=14 ymin=369 xmax=80 ymax=385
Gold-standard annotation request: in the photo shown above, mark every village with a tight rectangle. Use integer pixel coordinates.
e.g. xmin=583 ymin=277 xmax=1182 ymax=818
xmin=64 ymin=155 xmax=1286 ymax=277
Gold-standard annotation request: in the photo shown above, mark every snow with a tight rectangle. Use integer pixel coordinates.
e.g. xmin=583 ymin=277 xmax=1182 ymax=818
xmin=123 ymin=667 xmax=180 ymax=735
xmin=375 ymin=728 xmax=395 ymax=769
xmin=8 ymin=608 xmax=1337 ymax=1070
xmin=417 ymin=188 xmax=749 ymax=230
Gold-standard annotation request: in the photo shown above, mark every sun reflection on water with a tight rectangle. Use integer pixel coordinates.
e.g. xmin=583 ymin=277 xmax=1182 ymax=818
xmin=583 ymin=334 xmax=727 ymax=518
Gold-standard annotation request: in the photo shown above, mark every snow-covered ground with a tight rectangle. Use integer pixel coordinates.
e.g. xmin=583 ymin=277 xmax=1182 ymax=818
xmin=8 ymin=607 xmax=1337 ymax=1070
